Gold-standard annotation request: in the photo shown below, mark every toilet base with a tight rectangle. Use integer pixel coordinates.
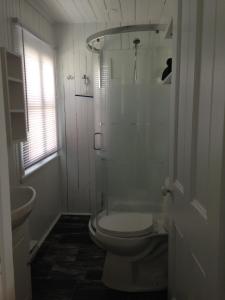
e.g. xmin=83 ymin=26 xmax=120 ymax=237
xmin=102 ymin=250 xmax=168 ymax=292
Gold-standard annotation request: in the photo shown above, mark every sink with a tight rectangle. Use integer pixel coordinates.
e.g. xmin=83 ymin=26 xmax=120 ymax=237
xmin=11 ymin=186 xmax=36 ymax=229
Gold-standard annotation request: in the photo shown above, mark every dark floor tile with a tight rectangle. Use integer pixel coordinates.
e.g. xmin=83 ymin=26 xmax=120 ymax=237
xmin=31 ymin=215 xmax=167 ymax=300
xmin=51 ymin=224 xmax=88 ymax=235
xmin=32 ymin=278 xmax=76 ymax=291
xmin=85 ymin=269 xmax=103 ymax=280
xmin=50 ymin=263 xmax=86 ymax=281
xmin=32 ymin=287 xmax=74 ymax=300
xmin=72 ymin=281 xmax=108 ymax=300
xmin=59 ymin=233 xmax=93 ymax=244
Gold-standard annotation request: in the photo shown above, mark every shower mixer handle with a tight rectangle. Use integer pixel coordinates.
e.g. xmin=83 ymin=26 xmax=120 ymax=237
xmin=161 ymin=177 xmax=173 ymax=197
xmin=161 ymin=185 xmax=173 ymax=197
xmin=93 ymin=132 xmax=103 ymax=150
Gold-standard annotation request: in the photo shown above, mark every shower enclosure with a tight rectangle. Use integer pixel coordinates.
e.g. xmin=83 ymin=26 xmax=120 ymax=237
xmin=88 ymin=25 xmax=171 ymax=221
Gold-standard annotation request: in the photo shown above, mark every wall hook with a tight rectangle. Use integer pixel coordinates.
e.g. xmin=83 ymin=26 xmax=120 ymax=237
xmin=67 ymin=74 xmax=74 ymax=80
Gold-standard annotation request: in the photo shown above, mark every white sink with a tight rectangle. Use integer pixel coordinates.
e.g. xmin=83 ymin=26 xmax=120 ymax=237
xmin=11 ymin=186 xmax=36 ymax=229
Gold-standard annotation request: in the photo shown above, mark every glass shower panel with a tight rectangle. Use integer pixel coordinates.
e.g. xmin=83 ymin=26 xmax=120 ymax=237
xmin=93 ymin=31 xmax=171 ymax=217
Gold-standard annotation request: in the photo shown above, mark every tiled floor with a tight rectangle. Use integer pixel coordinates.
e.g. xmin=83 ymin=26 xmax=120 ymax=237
xmin=31 ymin=215 xmax=167 ymax=300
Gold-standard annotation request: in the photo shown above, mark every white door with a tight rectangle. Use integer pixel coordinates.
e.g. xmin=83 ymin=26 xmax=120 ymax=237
xmin=168 ymin=0 xmax=225 ymax=299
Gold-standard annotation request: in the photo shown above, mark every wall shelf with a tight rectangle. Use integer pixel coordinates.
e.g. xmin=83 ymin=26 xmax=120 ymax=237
xmin=8 ymin=79 xmax=25 ymax=110
xmin=6 ymin=51 xmax=23 ymax=79
xmin=1 ymin=47 xmax=27 ymax=143
xmin=8 ymin=77 xmax=23 ymax=83
xmin=11 ymin=112 xmax=27 ymax=141
xmin=75 ymin=94 xmax=94 ymax=99
xmin=10 ymin=109 xmax=25 ymax=113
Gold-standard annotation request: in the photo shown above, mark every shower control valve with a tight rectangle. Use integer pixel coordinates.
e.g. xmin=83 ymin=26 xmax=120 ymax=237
xmin=161 ymin=185 xmax=173 ymax=197
xmin=82 ymin=74 xmax=89 ymax=85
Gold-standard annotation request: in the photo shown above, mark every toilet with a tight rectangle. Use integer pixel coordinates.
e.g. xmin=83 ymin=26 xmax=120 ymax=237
xmin=89 ymin=211 xmax=168 ymax=292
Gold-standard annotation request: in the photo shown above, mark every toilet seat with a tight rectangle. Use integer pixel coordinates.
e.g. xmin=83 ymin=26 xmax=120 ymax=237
xmin=96 ymin=212 xmax=154 ymax=238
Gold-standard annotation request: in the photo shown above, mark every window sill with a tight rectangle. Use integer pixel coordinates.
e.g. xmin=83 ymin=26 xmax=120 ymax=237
xmin=21 ymin=152 xmax=59 ymax=181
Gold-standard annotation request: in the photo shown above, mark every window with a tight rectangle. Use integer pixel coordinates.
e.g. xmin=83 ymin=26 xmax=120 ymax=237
xmin=21 ymin=29 xmax=58 ymax=170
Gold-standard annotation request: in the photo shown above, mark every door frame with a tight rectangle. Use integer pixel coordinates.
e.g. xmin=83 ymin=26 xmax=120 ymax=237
xmin=209 ymin=0 xmax=225 ymax=296
xmin=168 ymin=0 xmax=181 ymax=297
xmin=0 ymin=56 xmax=15 ymax=300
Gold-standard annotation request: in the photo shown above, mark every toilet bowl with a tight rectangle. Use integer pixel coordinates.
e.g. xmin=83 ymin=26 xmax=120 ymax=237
xmin=89 ymin=212 xmax=168 ymax=292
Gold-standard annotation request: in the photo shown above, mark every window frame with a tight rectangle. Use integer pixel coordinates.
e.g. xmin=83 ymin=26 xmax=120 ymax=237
xmin=14 ymin=25 xmax=59 ymax=178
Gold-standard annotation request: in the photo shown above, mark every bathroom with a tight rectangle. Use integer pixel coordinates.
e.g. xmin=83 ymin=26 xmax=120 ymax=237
xmin=0 ymin=1 xmax=225 ymax=300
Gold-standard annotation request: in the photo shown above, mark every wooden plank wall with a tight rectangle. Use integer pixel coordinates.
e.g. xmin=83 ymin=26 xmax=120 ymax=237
xmin=56 ymin=24 xmax=101 ymax=213
xmin=0 ymin=0 xmax=54 ymax=51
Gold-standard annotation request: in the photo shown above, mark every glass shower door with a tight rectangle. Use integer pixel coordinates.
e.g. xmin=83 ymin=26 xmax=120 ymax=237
xmin=93 ymin=31 xmax=171 ymax=218
xmin=92 ymin=53 xmax=107 ymax=216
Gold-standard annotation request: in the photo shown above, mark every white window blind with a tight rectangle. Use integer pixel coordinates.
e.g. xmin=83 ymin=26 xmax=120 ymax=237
xmin=21 ymin=28 xmax=58 ymax=169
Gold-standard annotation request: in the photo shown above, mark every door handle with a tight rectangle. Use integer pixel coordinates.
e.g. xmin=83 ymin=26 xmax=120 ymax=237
xmin=93 ymin=132 xmax=102 ymax=150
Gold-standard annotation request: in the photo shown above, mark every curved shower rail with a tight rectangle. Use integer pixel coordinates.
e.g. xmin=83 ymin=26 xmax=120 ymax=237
xmin=86 ymin=24 xmax=166 ymax=53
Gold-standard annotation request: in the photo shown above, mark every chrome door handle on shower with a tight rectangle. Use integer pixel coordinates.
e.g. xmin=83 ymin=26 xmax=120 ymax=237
xmin=93 ymin=132 xmax=102 ymax=150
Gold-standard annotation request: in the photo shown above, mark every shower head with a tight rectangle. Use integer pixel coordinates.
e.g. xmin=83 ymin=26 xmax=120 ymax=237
xmin=133 ymin=38 xmax=141 ymax=46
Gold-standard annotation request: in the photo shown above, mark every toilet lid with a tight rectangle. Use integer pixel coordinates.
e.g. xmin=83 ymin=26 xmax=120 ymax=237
xmin=97 ymin=212 xmax=154 ymax=237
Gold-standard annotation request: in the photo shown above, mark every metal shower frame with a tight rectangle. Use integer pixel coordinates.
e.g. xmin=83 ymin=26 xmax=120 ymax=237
xmin=86 ymin=24 xmax=166 ymax=53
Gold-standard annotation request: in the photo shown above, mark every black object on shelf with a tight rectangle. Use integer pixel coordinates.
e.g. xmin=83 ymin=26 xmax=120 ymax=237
xmin=161 ymin=58 xmax=172 ymax=81
xmin=75 ymin=94 xmax=94 ymax=99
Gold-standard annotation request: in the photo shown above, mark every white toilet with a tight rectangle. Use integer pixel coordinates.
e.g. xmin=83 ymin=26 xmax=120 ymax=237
xmin=89 ymin=211 xmax=168 ymax=292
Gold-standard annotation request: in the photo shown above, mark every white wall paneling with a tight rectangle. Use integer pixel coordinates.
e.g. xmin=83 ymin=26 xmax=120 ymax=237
xmin=66 ymin=95 xmax=95 ymax=213
xmin=0 ymin=0 xmax=55 ymax=51
xmin=56 ymin=24 xmax=97 ymax=213
xmin=41 ymin=0 xmax=166 ymax=25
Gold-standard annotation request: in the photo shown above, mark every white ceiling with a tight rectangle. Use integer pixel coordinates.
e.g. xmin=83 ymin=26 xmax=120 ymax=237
xmin=39 ymin=0 xmax=166 ymax=24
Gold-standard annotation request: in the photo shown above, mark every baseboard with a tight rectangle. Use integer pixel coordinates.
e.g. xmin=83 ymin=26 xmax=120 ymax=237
xmin=29 ymin=240 xmax=38 ymax=253
xmin=61 ymin=212 xmax=92 ymax=216
xmin=29 ymin=213 xmax=61 ymax=262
